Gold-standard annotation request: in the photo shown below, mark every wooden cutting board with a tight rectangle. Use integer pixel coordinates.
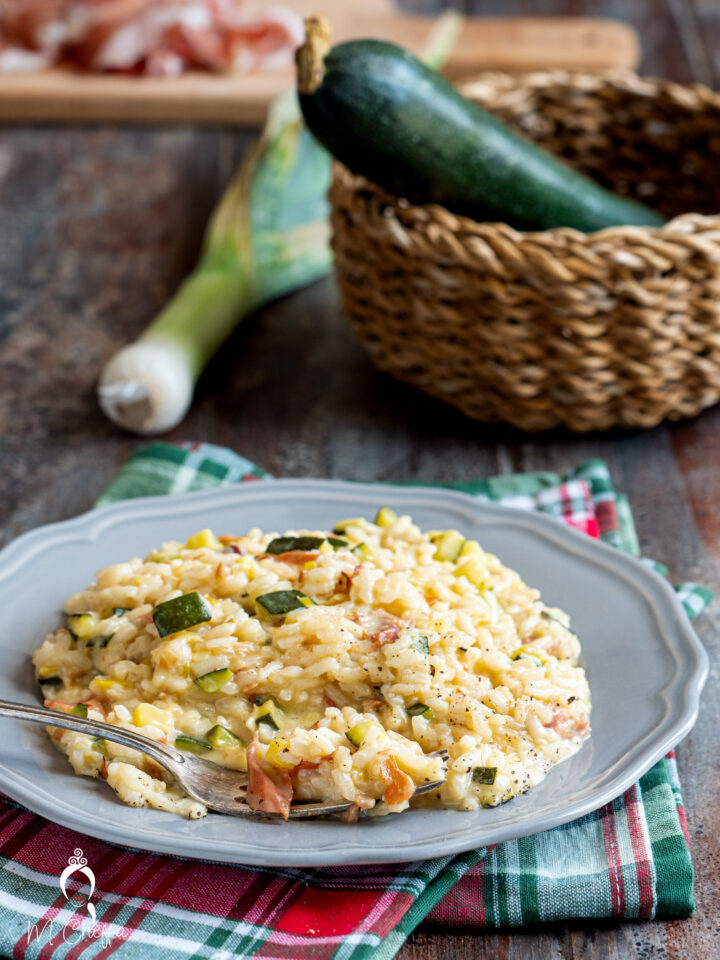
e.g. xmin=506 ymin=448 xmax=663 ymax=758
xmin=0 ymin=1 xmax=639 ymax=125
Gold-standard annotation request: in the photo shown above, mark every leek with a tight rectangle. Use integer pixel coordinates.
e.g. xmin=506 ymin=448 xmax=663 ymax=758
xmin=98 ymin=88 xmax=332 ymax=435
xmin=97 ymin=17 xmax=463 ymax=435
xmin=421 ymin=11 xmax=465 ymax=72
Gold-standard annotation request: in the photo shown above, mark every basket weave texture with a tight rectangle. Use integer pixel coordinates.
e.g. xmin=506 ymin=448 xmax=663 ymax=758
xmin=329 ymin=71 xmax=720 ymax=432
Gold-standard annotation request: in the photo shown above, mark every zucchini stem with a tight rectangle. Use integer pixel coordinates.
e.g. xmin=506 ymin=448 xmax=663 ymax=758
xmin=296 ymin=15 xmax=332 ymax=95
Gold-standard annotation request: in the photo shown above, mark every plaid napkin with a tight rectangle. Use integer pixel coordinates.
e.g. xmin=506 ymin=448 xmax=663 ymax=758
xmin=0 ymin=443 xmax=709 ymax=960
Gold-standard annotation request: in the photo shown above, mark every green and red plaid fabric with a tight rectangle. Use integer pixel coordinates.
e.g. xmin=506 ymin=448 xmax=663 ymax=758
xmin=0 ymin=443 xmax=709 ymax=960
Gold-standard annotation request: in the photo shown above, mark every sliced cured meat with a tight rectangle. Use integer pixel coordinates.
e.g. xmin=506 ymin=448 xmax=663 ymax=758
xmin=0 ymin=0 xmax=303 ymax=75
xmin=0 ymin=0 xmax=70 ymax=52
xmin=246 ymin=735 xmax=293 ymax=820
xmin=356 ymin=608 xmax=403 ymax=647
xmin=226 ymin=4 xmax=303 ymax=72
xmin=378 ymin=754 xmax=415 ymax=807
xmin=0 ymin=41 xmax=55 ymax=71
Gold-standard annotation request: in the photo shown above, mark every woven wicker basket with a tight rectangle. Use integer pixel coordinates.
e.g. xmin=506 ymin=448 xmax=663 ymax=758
xmin=329 ymin=71 xmax=720 ymax=432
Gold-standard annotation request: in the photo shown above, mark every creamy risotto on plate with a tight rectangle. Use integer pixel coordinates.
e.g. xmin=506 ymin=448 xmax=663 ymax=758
xmin=32 ymin=508 xmax=591 ymax=821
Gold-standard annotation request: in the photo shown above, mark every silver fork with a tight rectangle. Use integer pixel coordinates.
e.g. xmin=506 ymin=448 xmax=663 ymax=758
xmin=0 ymin=699 xmax=448 ymax=819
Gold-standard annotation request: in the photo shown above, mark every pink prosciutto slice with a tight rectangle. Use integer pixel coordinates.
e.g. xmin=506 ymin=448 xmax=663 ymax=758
xmin=68 ymin=1 xmax=218 ymax=72
xmin=378 ymin=754 xmax=415 ymax=807
xmin=0 ymin=0 xmax=70 ymax=52
xmin=225 ymin=4 xmax=303 ymax=72
xmin=0 ymin=0 xmax=303 ymax=75
xmin=0 ymin=40 xmax=55 ymax=71
xmin=356 ymin=608 xmax=404 ymax=647
xmin=246 ymin=735 xmax=293 ymax=820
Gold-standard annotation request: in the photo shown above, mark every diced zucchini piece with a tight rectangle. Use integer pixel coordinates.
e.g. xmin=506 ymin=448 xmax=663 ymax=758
xmin=472 ymin=766 xmax=497 ymax=785
xmin=38 ymin=665 xmax=61 ymax=679
xmin=152 ymin=592 xmax=211 ymax=638
xmin=330 ymin=538 xmax=350 ymax=552
xmin=68 ymin=614 xmax=96 ymax=640
xmin=454 ymin=556 xmax=490 ymax=589
xmin=89 ymin=634 xmax=113 ymax=649
xmin=102 ymin=606 xmax=128 ymax=619
xmin=132 ymin=703 xmax=173 ymax=732
xmin=511 ymin=646 xmax=547 ymax=665
xmin=431 ymin=530 xmax=466 ymax=562
xmin=185 ymin=528 xmax=221 ymax=550
xmin=410 ymin=635 xmax=429 ymax=655
xmin=254 ymin=699 xmax=283 ymax=730
xmin=266 ymin=535 xmax=325 ymax=554
xmin=483 ymin=590 xmax=502 ymax=618
xmin=175 ymin=734 xmax=212 ymax=754
xmin=351 ymin=542 xmax=373 ymax=560
xmin=459 ymin=539 xmax=482 ymax=558
xmin=93 ymin=738 xmax=108 ymax=754
xmin=69 ymin=703 xmax=88 ymax=718
xmin=406 ymin=702 xmax=433 ymax=720
xmin=333 ymin=518 xmax=363 ymax=534
xmin=541 ymin=609 xmax=570 ymax=631
xmin=194 ymin=668 xmax=233 ymax=693
xmin=207 ymin=724 xmax=243 ymax=749
xmin=150 ymin=552 xmax=182 ymax=563
xmin=374 ymin=506 xmax=398 ymax=527
xmin=265 ymin=738 xmax=296 ymax=769
xmin=92 ymin=677 xmax=125 ymax=693
xmin=256 ymin=590 xmax=315 ymax=616
xmin=345 ymin=719 xmax=377 ymax=747
xmin=394 ymin=751 xmax=434 ymax=779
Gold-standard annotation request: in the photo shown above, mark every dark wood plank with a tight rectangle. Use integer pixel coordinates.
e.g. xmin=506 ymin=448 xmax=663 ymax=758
xmin=666 ymin=0 xmax=716 ymax=87
xmin=402 ymin=924 xmax=666 ymax=959
xmin=0 ymin=124 xmax=249 ymax=543
xmin=0 ymin=2 xmax=718 ymax=959
xmin=688 ymin=0 xmax=720 ymax=87
xmin=395 ymin=0 xmax=454 ymax=12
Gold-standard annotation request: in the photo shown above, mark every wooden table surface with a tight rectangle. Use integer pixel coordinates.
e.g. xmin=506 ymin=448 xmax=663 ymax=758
xmin=0 ymin=1 xmax=718 ymax=958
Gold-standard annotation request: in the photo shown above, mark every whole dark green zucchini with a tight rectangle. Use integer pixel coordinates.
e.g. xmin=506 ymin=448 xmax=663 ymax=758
xmin=296 ymin=17 xmax=665 ymax=232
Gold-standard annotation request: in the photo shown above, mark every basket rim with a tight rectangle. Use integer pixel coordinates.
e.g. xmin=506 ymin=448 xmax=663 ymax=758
xmin=332 ymin=165 xmax=720 ymax=243
xmin=457 ymin=67 xmax=720 ymax=112
xmin=332 ymin=69 xmax=720 ymax=243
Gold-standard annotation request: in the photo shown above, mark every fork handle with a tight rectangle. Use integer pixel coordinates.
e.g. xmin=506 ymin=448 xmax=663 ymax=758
xmin=0 ymin=698 xmax=185 ymax=771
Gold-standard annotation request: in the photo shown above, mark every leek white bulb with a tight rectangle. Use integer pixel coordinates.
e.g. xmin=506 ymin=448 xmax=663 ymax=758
xmin=95 ymin=88 xmax=332 ymax=435
xmin=98 ymin=340 xmax=194 ymax=435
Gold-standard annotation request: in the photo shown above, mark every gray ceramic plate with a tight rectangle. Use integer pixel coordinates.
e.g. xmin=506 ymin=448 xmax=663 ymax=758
xmin=0 ymin=480 xmax=707 ymax=867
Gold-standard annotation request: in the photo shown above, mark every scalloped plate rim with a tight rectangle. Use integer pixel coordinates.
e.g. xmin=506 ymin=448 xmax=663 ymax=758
xmin=0 ymin=479 xmax=707 ymax=866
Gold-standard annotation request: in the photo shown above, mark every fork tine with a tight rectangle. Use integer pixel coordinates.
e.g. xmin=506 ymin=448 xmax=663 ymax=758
xmin=287 ymin=800 xmax=357 ymax=819
xmin=410 ymin=778 xmax=446 ymax=798
xmin=284 ymin=775 xmax=447 ymax=819
xmin=187 ymin=746 xmax=449 ymax=818
xmin=276 ymin=753 xmax=449 ymax=819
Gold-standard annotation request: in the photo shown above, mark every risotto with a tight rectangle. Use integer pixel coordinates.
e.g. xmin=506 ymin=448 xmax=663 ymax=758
xmin=32 ymin=508 xmax=591 ymax=820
